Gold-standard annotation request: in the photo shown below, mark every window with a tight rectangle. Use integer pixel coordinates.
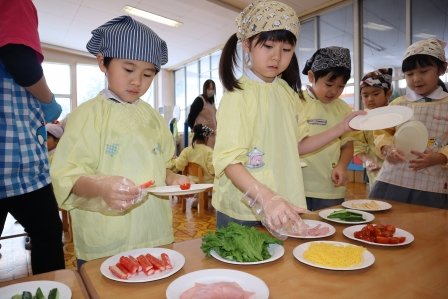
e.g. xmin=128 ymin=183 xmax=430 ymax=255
xmin=298 ymin=19 xmax=317 ymax=86
xmin=42 ymin=62 xmax=70 ymax=120
xmin=363 ymin=0 xmax=406 ymax=101
xmin=175 ymin=68 xmax=186 ymax=131
xmin=76 ymin=64 xmax=105 ymax=106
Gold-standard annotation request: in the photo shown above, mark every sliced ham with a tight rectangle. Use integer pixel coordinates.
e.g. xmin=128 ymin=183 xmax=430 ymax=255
xmin=180 ymin=282 xmax=255 ymax=299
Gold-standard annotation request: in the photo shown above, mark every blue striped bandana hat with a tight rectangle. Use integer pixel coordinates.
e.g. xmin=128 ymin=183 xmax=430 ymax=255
xmin=86 ymin=15 xmax=168 ymax=71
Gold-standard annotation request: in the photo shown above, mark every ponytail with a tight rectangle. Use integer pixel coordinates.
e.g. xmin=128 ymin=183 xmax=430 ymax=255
xmin=219 ymin=34 xmax=241 ymax=92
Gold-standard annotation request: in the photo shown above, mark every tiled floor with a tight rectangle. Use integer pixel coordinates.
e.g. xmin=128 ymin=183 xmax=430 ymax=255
xmin=0 ymin=182 xmax=368 ymax=282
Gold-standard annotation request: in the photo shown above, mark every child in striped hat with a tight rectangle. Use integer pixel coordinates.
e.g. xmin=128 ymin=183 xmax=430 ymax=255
xmin=50 ymin=16 xmax=190 ymax=266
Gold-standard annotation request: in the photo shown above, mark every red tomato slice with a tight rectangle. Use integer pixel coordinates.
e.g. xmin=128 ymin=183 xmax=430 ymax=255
xmin=180 ymin=183 xmax=191 ymax=190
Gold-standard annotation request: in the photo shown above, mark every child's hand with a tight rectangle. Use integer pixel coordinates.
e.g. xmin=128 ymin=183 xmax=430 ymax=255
xmin=331 ymin=166 xmax=348 ymax=186
xmin=339 ymin=110 xmax=367 ymax=132
xmin=382 ymin=145 xmax=406 ymax=164
xmin=97 ymin=176 xmax=140 ymax=211
xmin=409 ymin=151 xmax=447 ymax=171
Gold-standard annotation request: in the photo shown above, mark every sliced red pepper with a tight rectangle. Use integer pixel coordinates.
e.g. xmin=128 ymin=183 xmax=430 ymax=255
xmin=145 ymin=253 xmax=165 ymax=270
xmin=161 ymin=253 xmax=173 ymax=269
xmin=137 ymin=254 xmax=153 ymax=273
xmin=139 ymin=180 xmax=155 ymax=189
xmin=109 ymin=265 xmax=128 ymax=280
xmin=119 ymin=256 xmax=138 ymax=274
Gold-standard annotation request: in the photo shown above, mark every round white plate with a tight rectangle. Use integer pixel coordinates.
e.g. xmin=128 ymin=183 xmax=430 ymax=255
xmin=343 ymin=224 xmax=415 ymax=247
xmin=100 ymin=248 xmax=185 ymax=283
xmin=210 ymin=243 xmax=284 ymax=265
xmin=293 ymin=241 xmax=375 ymax=271
xmin=287 ymin=219 xmax=336 ymax=239
xmin=0 ymin=280 xmax=72 ymax=299
xmin=147 ymin=184 xmax=213 ymax=196
xmin=319 ymin=208 xmax=375 ymax=224
xmin=394 ymin=120 xmax=428 ymax=160
xmin=349 ymin=106 xmax=413 ymax=130
xmin=166 ymin=269 xmax=269 ymax=299
xmin=342 ymin=199 xmax=392 ymax=212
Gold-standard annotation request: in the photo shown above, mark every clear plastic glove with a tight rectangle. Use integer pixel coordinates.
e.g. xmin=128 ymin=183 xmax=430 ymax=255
xmin=40 ymin=94 xmax=62 ymax=122
xmin=357 ymin=154 xmax=381 ymax=171
xmin=72 ymin=175 xmax=142 ymax=214
xmin=242 ymin=186 xmax=309 ymax=240
xmin=382 ymin=145 xmax=406 ymax=164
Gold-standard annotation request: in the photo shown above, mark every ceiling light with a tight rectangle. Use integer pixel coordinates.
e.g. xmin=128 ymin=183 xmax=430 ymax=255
xmin=363 ymin=22 xmax=393 ymax=31
xmin=123 ymin=5 xmax=182 ymax=28
xmin=414 ymin=33 xmax=437 ymax=39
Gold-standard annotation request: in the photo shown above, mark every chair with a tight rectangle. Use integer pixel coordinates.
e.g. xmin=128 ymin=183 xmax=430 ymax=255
xmin=180 ymin=162 xmax=213 ymax=216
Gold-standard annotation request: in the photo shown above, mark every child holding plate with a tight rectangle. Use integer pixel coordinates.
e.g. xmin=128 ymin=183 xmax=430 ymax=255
xmin=353 ymin=68 xmax=393 ymax=188
xmin=300 ymin=47 xmax=356 ymax=211
xmin=213 ymin=1 xmax=364 ymax=234
xmin=369 ymin=38 xmax=448 ymax=209
xmin=50 ymin=16 xmax=190 ymax=267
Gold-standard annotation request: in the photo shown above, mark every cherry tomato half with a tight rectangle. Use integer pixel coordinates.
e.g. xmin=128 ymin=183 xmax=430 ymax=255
xmin=180 ymin=183 xmax=191 ymax=190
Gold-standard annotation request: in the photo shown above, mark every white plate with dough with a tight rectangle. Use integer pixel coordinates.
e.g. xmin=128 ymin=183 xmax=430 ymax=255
xmin=342 ymin=199 xmax=392 ymax=211
xmin=349 ymin=106 xmax=413 ymax=130
xmin=394 ymin=120 xmax=428 ymax=160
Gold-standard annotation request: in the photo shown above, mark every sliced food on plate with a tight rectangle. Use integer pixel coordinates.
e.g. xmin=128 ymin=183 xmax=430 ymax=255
xmin=287 ymin=219 xmax=335 ymax=239
xmin=166 ymin=269 xmax=269 ymax=299
xmin=100 ymin=248 xmax=185 ymax=282
xmin=343 ymin=224 xmax=414 ymax=246
xmin=293 ymin=241 xmax=375 ymax=271
xmin=0 ymin=281 xmax=71 ymax=299
xmin=342 ymin=199 xmax=392 ymax=211
xmin=319 ymin=208 xmax=375 ymax=224
xmin=201 ymin=222 xmax=283 ymax=264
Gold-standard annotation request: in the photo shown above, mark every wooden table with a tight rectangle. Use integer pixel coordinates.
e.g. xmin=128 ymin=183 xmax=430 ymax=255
xmin=80 ymin=201 xmax=447 ymax=299
xmin=0 ymin=269 xmax=90 ymax=299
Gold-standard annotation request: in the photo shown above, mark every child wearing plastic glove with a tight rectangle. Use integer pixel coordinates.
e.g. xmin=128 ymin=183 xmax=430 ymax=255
xmin=50 ymin=16 xmax=190 ymax=266
xmin=213 ymin=1 xmax=365 ymax=238
xmin=353 ymin=68 xmax=393 ymax=188
xmin=369 ymin=38 xmax=448 ymax=209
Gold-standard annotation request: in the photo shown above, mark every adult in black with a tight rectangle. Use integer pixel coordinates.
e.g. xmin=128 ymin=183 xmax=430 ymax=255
xmin=187 ymin=79 xmax=217 ymax=148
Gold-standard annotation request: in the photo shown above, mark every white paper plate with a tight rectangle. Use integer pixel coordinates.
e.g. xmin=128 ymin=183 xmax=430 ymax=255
xmin=287 ymin=219 xmax=336 ymax=239
xmin=0 ymin=280 xmax=72 ymax=299
xmin=319 ymin=208 xmax=375 ymax=224
xmin=349 ymin=106 xmax=413 ymax=130
xmin=293 ymin=241 xmax=375 ymax=271
xmin=342 ymin=199 xmax=392 ymax=211
xmin=100 ymin=248 xmax=185 ymax=283
xmin=210 ymin=243 xmax=284 ymax=265
xmin=147 ymin=184 xmax=213 ymax=196
xmin=394 ymin=120 xmax=428 ymax=160
xmin=343 ymin=224 xmax=415 ymax=247
xmin=166 ymin=269 xmax=269 ymax=299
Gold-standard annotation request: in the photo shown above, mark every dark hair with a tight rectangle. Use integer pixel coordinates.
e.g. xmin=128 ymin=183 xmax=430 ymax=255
xmin=313 ymin=67 xmax=351 ymax=84
xmin=219 ymin=30 xmax=304 ymax=99
xmin=103 ymin=57 xmax=113 ymax=67
xmin=192 ymin=124 xmax=214 ymax=147
xmin=201 ymin=79 xmax=216 ymax=104
xmin=402 ymin=54 xmax=448 ymax=92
